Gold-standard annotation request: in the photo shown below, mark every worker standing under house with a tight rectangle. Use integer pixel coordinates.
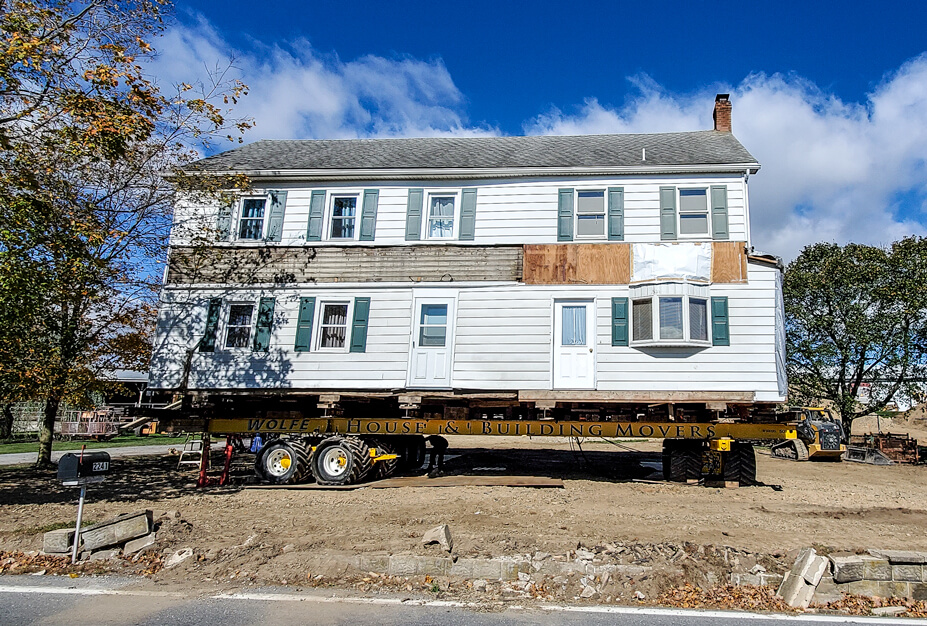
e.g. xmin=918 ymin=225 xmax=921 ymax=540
xmin=425 ymin=435 xmax=448 ymax=477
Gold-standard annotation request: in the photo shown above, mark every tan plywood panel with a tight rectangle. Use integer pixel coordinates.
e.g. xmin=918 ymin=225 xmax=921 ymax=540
xmin=711 ymin=241 xmax=748 ymax=283
xmin=523 ymin=244 xmax=630 ymax=285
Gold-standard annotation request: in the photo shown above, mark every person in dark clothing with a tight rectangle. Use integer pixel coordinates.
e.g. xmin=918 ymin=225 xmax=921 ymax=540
xmin=425 ymin=435 xmax=448 ymax=477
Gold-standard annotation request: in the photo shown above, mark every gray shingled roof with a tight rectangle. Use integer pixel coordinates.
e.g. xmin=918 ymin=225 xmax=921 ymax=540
xmin=189 ymin=131 xmax=758 ymax=171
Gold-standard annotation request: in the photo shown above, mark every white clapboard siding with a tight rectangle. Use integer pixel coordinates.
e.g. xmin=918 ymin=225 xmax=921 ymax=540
xmin=168 ymin=174 xmax=749 ymax=249
xmin=150 ymin=263 xmax=784 ymax=401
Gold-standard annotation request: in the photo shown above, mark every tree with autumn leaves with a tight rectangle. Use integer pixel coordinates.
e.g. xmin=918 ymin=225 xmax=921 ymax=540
xmin=0 ymin=0 xmax=251 ymax=465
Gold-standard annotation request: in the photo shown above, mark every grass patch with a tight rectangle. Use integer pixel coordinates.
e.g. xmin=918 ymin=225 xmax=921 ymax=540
xmin=16 ymin=520 xmax=96 ymax=536
xmin=0 ymin=434 xmax=179 ymax=455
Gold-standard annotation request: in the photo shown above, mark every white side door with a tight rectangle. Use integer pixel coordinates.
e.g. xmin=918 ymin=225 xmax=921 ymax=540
xmin=553 ymin=300 xmax=595 ymax=389
xmin=408 ymin=297 xmax=455 ymax=388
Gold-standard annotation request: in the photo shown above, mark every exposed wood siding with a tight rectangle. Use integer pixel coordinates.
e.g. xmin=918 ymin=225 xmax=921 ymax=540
xmin=167 ymin=245 xmax=523 ymax=285
xmin=711 ymin=241 xmax=748 ymax=283
xmin=523 ymin=244 xmax=631 ymax=285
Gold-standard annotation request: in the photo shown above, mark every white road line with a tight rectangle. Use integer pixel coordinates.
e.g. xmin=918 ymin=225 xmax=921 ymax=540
xmin=0 ymin=584 xmax=925 ymax=624
xmin=543 ymin=604 xmax=927 ymax=624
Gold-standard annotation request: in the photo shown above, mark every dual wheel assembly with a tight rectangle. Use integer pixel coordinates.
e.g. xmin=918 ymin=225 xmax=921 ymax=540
xmin=254 ymin=434 xmax=426 ymax=486
xmin=662 ymin=439 xmax=757 ymax=486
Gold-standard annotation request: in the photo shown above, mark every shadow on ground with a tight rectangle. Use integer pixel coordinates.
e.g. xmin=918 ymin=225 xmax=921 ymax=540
xmin=0 ymin=444 xmax=662 ymax=506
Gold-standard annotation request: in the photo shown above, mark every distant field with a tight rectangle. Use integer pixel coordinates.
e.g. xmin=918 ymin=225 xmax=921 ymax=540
xmin=0 ymin=434 xmax=178 ymax=455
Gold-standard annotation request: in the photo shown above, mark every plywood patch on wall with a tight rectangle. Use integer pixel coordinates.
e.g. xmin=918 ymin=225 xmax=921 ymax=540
xmin=711 ymin=241 xmax=748 ymax=283
xmin=523 ymin=244 xmax=631 ymax=285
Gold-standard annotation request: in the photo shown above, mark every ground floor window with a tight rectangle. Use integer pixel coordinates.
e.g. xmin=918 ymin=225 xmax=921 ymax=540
xmin=225 ymin=303 xmax=255 ymax=348
xmin=318 ymin=302 xmax=350 ymax=349
xmin=632 ymin=295 xmax=709 ymax=346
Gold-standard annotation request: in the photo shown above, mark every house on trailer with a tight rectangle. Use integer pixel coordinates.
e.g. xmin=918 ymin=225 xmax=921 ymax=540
xmin=150 ymin=94 xmax=787 ymax=419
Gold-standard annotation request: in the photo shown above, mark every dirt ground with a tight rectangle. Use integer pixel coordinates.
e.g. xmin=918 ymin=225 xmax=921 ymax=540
xmin=0 ymin=410 xmax=925 ymax=605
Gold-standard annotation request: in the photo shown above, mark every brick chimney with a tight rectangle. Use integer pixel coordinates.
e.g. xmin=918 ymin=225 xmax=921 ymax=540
xmin=713 ymin=94 xmax=732 ymax=132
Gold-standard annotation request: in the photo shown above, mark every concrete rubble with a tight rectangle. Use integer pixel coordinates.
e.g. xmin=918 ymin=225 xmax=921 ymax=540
xmin=422 ymin=524 xmax=453 ymax=553
xmin=40 ymin=510 xmax=174 ymax=561
xmin=777 ymin=548 xmax=927 ymax=606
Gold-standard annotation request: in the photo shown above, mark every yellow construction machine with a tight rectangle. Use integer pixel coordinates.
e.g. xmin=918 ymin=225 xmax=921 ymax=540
xmin=771 ymin=407 xmax=846 ymax=461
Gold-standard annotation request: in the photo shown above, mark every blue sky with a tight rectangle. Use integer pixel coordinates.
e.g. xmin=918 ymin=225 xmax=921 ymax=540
xmin=160 ymin=0 xmax=927 ymax=258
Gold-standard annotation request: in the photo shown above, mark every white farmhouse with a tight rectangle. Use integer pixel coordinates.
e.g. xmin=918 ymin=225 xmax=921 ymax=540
xmin=150 ymin=94 xmax=786 ymax=444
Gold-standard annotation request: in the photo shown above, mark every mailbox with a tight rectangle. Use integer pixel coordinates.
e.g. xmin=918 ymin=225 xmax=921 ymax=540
xmin=57 ymin=451 xmax=111 ymax=486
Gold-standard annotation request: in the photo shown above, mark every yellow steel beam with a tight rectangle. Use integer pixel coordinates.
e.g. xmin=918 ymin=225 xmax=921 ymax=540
xmin=206 ymin=418 xmax=797 ymax=441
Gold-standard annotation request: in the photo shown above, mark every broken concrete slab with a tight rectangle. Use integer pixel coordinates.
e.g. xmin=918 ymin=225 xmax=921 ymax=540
xmin=777 ymin=571 xmax=816 ymax=609
xmin=831 ymin=555 xmax=866 ymax=583
xmin=123 ymin=533 xmax=156 ymax=556
xmin=777 ymin=548 xmax=829 ymax=609
xmin=89 ymin=548 xmax=120 ymax=561
xmin=42 ymin=529 xmax=75 ymax=554
xmin=164 ymin=547 xmax=193 ymax=569
xmin=81 ymin=511 xmax=151 ymax=551
xmin=869 ymin=550 xmax=927 ymax=564
xmin=812 ymin=576 xmax=842 ymax=605
xmin=794 ymin=547 xmax=829 ymax=586
xmin=422 ymin=524 xmax=453 ymax=553
xmin=871 ymin=606 xmax=908 ymax=616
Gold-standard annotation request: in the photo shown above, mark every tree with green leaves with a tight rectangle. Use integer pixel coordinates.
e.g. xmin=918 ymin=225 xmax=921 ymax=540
xmin=784 ymin=237 xmax=927 ymax=436
xmin=0 ymin=0 xmax=251 ymax=466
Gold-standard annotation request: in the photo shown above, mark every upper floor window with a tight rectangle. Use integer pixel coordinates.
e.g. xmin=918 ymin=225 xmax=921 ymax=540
xmin=238 ymin=197 xmax=268 ymax=240
xmin=329 ymin=195 xmax=357 ymax=240
xmin=679 ymin=188 xmax=709 ymax=237
xmin=224 ymin=303 xmax=255 ymax=348
xmin=427 ymin=194 xmax=456 ymax=239
xmin=576 ymin=190 xmax=605 ymax=238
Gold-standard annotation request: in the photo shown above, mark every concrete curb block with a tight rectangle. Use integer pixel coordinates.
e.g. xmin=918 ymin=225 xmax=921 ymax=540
xmin=327 ymin=554 xmax=658 ymax=581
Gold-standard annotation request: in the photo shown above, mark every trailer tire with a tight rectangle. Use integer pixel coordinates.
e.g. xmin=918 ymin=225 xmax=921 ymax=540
xmin=369 ymin=438 xmax=399 ymax=480
xmin=255 ymin=440 xmax=311 ymax=485
xmin=662 ymin=440 xmax=702 ymax=482
xmin=399 ymin=435 xmax=426 ymax=471
xmin=313 ymin=436 xmax=373 ymax=485
xmin=724 ymin=442 xmax=757 ymax=486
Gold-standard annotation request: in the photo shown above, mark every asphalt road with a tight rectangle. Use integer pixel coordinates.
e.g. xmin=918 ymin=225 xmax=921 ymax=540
xmin=0 ymin=442 xmax=226 ymax=466
xmin=0 ymin=576 xmax=923 ymax=626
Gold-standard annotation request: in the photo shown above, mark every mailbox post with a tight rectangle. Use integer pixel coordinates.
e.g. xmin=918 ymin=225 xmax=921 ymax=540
xmin=57 ymin=448 xmax=111 ymax=563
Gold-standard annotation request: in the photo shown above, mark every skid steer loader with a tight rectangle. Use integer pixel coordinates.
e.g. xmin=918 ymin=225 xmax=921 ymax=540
xmin=771 ymin=407 xmax=845 ymax=461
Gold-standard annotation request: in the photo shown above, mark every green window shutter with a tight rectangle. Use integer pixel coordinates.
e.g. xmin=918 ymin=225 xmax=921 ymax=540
xmin=557 ymin=188 xmax=574 ymax=241
xmin=216 ymin=200 xmax=233 ymax=241
xmin=711 ymin=296 xmax=730 ymax=346
xmin=306 ymin=190 xmax=325 ymax=242
xmin=252 ymin=297 xmax=276 ymax=352
xmin=294 ymin=297 xmax=316 ymax=352
xmin=359 ymin=189 xmax=379 ymax=241
xmin=710 ymin=185 xmax=729 ymax=240
xmin=611 ymin=297 xmax=629 ymax=346
xmin=607 ymin=187 xmax=625 ymax=241
xmin=459 ymin=188 xmax=478 ymax=241
xmin=265 ymin=191 xmax=287 ymax=242
xmin=198 ymin=298 xmax=222 ymax=352
xmin=349 ymin=297 xmax=371 ymax=353
xmin=405 ymin=189 xmax=424 ymax=241
xmin=660 ymin=186 xmax=677 ymax=240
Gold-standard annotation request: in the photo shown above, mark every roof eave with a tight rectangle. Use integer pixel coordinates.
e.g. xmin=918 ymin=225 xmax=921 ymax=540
xmin=181 ymin=162 xmax=761 ymax=182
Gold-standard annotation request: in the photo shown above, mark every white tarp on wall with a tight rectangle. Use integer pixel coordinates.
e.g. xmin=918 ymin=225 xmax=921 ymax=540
xmin=632 ymin=243 xmax=712 ymax=282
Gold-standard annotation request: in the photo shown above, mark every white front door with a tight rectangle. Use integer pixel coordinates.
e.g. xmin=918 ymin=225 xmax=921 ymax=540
xmin=409 ymin=298 xmax=455 ymax=388
xmin=553 ymin=300 xmax=595 ymax=389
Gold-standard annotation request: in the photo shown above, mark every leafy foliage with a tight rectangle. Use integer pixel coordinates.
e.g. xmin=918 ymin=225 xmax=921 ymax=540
xmin=784 ymin=238 xmax=927 ymax=431
xmin=0 ymin=0 xmax=252 ymax=465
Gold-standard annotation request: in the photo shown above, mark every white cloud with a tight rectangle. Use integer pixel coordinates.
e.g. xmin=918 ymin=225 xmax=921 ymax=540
xmin=147 ymin=16 xmax=498 ymax=141
xmin=526 ymin=62 xmax=927 ymax=260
